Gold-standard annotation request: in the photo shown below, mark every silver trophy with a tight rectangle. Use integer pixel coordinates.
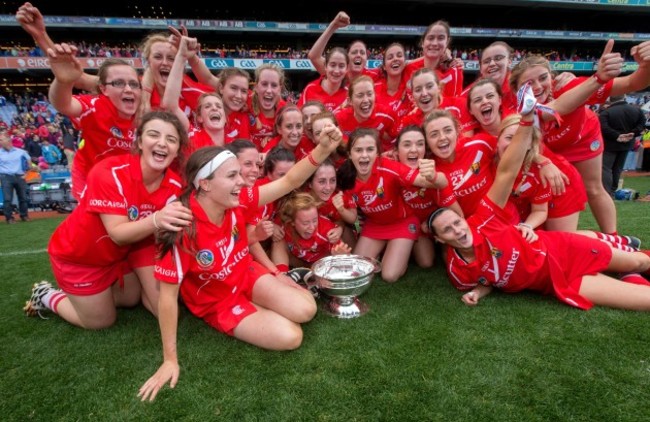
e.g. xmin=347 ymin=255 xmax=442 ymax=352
xmin=308 ymin=254 xmax=380 ymax=319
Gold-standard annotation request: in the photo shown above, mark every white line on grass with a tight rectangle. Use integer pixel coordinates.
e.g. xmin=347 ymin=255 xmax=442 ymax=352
xmin=0 ymin=248 xmax=48 ymax=257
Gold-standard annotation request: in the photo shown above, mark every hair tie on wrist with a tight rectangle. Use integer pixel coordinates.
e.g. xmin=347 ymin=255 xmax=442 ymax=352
xmin=592 ymin=74 xmax=607 ymax=85
xmin=153 ymin=211 xmax=160 ymax=229
xmin=519 ymin=120 xmax=534 ymax=127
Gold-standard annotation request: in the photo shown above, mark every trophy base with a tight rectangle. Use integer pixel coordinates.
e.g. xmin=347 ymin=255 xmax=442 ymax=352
xmin=321 ymin=296 xmax=369 ymax=319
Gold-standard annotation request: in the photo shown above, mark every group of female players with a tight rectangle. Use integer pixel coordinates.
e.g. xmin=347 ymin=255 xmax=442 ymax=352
xmin=14 ymin=3 xmax=650 ymax=401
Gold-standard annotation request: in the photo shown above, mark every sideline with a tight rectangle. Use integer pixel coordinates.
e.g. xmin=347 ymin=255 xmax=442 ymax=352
xmin=0 ymin=248 xmax=48 ymax=257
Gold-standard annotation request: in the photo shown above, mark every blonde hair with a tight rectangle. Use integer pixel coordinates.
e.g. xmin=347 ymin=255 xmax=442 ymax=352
xmin=279 ymin=192 xmax=321 ymax=225
xmin=498 ymin=114 xmax=541 ymax=174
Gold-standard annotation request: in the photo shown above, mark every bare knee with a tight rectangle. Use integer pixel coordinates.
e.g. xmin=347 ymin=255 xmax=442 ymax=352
xmin=293 ymin=299 xmax=317 ymax=323
xmin=415 ymin=255 xmax=434 ymax=269
xmin=277 ymin=326 xmax=304 ymax=350
xmin=381 ymin=269 xmax=405 ymax=283
xmin=80 ymin=314 xmax=117 ymax=330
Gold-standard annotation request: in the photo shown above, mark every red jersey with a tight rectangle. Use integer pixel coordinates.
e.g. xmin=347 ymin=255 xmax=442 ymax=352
xmin=445 ymin=197 xmax=608 ymax=310
xmin=225 ymin=110 xmax=251 ymax=144
xmin=402 ymin=181 xmax=457 ymax=222
xmin=73 ymin=94 xmax=136 ymax=178
xmin=342 ymin=157 xmax=418 ymax=224
xmin=460 ymin=73 xmax=517 ymax=117
xmin=317 ymin=191 xmax=356 ymax=222
xmin=335 ymin=104 xmax=398 ymax=151
xmin=154 ymin=192 xmax=259 ymax=318
xmin=434 ymin=134 xmax=496 ymax=216
xmin=297 ymin=76 xmax=347 ymax=112
xmin=508 ymin=164 xmax=552 ymax=222
xmin=48 ymin=154 xmax=182 ymax=266
xmin=374 ymin=76 xmax=413 ymax=119
xmin=262 ymin=136 xmax=314 ymax=161
xmin=403 ymin=58 xmax=464 ymax=98
xmin=150 ymin=74 xmax=213 ymax=121
xmin=246 ymin=93 xmax=287 ymax=150
xmin=284 ymin=215 xmax=338 ymax=264
xmin=542 ymin=76 xmax=612 ymax=156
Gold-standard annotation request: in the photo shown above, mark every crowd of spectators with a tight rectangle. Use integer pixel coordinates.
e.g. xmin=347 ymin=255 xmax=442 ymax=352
xmin=0 ymin=41 xmax=633 ymax=62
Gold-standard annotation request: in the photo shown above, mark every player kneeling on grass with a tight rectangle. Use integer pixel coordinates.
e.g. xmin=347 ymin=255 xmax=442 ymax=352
xmin=428 ymin=82 xmax=650 ymax=310
xmin=138 ymin=120 xmax=343 ymax=402
xmin=23 ymin=111 xmax=192 ymax=329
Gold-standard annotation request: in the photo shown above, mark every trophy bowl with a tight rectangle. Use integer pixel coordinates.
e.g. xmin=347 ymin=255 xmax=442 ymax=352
xmin=309 ymin=254 xmax=380 ymax=319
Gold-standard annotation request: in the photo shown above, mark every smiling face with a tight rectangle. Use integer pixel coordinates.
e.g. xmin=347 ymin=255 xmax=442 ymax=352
xmin=422 ymin=24 xmax=449 ymax=61
xmin=292 ymin=207 xmax=319 ymax=240
xmin=350 ymin=79 xmax=375 ymax=121
xmin=302 ymin=104 xmax=324 ymax=141
xmin=480 ymin=44 xmax=511 ymax=85
xmin=468 ymin=83 xmax=502 ymax=129
xmin=517 ymin=65 xmax=552 ymax=104
xmin=347 ymin=41 xmax=368 ymax=76
xmin=383 ymin=44 xmax=406 ymax=78
xmin=255 ymin=68 xmax=282 ymax=112
xmin=350 ymin=135 xmax=379 ymax=180
xmin=325 ymin=51 xmax=348 ymax=87
xmin=138 ymin=118 xmax=181 ymax=174
xmin=268 ymin=159 xmax=295 ymax=181
xmin=219 ymin=75 xmax=249 ymax=113
xmin=411 ymin=71 xmax=441 ymax=113
xmin=397 ymin=129 xmax=426 ymax=169
xmin=309 ymin=164 xmax=337 ymax=201
xmin=236 ymin=147 xmax=260 ymax=187
xmin=147 ymin=40 xmax=176 ymax=90
xmin=311 ymin=116 xmax=336 ymax=145
xmin=201 ymin=157 xmax=245 ymax=210
xmin=277 ymin=109 xmax=304 ymax=150
xmin=431 ymin=209 xmax=473 ymax=249
xmin=99 ymin=65 xmax=141 ymax=119
xmin=196 ymin=94 xmax=225 ymax=131
xmin=425 ymin=116 xmax=458 ymax=161
xmin=496 ymin=123 xmax=519 ymax=158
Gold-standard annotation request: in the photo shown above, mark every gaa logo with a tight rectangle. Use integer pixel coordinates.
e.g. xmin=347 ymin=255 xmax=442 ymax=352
xmin=209 ymin=59 xmax=230 ymax=69
xmin=295 ymin=60 xmax=312 ymax=68
xmin=127 ymin=205 xmax=139 ymax=221
xmin=196 ymin=249 xmax=215 ymax=268
xmin=110 ymin=126 xmax=124 ymax=139
xmin=239 ymin=60 xmax=257 ymax=69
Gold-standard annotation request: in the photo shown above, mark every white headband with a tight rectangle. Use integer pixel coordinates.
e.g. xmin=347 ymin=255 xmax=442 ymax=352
xmin=193 ymin=150 xmax=236 ymax=189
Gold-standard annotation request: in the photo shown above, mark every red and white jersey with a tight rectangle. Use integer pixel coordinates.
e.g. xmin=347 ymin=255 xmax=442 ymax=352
xmin=402 ymin=180 xmax=456 ymax=222
xmin=403 ymin=58 xmax=464 ymax=98
xmin=247 ymin=177 xmax=279 ymax=226
xmin=445 ymin=197 xmax=550 ymax=294
xmin=48 ymin=154 xmax=182 ymax=266
xmin=284 ymin=215 xmax=338 ymax=264
xmin=460 ymin=73 xmax=517 ymax=117
xmin=374 ymin=76 xmax=413 ymax=119
xmin=297 ymin=76 xmax=348 ymax=112
xmin=225 ymin=110 xmax=251 ymax=144
xmin=434 ymin=134 xmax=496 ymax=216
xmin=342 ymin=157 xmax=418 ymax=224
xmin=154 ymin=193 xmax=258 ymax=318
xmin=72 ymin=94 xmax=136 ymax=178
xmin=317 ymin=191 xmax=356 ymax=222
xmin=335 ymin=104 xmax=398 ymax=151
xmin=508 ymin=164 xmax=552 ymax=222
xmin=150 ymin=74 xmax=213 ymax=122
xmin=397 ymin=96 xmax=474 ymax=134
xmin=247 ymin=93 xmax=286 ymax=150
xmin=541 ymin=77 xmax=612 ymax=155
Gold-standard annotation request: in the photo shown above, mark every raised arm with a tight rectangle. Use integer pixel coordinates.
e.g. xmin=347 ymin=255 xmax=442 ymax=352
xmin=610 ymin=41 xmax=650 ymax=96
xmin=47 ymin=43 xmax=84 ymax=117
xmin=259 ymin=123 xmax=343 ymax=206
xmin=160 ymin=36 xmax=197 ymax=131
xmin=17 ymin=2 xmax=98 ymax=92
xmin=308 ymin=11 xmax=350 ymax=76
xmin=168 ymin=25 xmax=219 ymax=90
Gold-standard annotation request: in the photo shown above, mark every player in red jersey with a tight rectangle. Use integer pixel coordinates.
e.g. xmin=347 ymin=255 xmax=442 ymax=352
xmin=215 ymin=68 xmax=252 ymax=143
xmin=307 ymin=159 xmax=358 ymax=249
xmin=509 ymin=40 xmax=650 ymax=235
xmin=337 ymin=128 xmax=448 ymax=282
xmin=335 ymin=75 xmax=398 ymax=151
xmin=373 ymin=43 xmax=412 ymax=119
xmin=428 ymin=84 xmax=650 ymax=310
xmin=307 ymin=11 xmax=380 ymax=83
xmin=47 ymin=44 xmax=140 ymax=199
xmin=272 ymin=192 xmax=351 ymax=268
xmin=300 ymin=100 xmax=327 ymax=149
xmin=310 ymin=111 xmax=348 ymax=168
xmin=394 ymin=125 xmax=460 ymax=268
xmin=399 ymin=68 xmax=474 ymax=135
xmin=248 ymin=64 xmax=287 ymax=150
xmin=298 ymin=47 xmax=349 ymax=112
xmin=403 ymin=20 xmax=464 ymax=98
xmin=138 ymin=121 xmax=343 ymax=401
xmin=262 ymin=105 xmax=314 ymax=161
xmin=24 ymin=111 xmax=192 ymax=329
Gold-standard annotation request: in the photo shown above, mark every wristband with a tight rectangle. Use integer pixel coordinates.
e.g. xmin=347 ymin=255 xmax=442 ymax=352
xmin=152 ymin=211 xmax=160 ymax=229
xmin=307 ymin=153 xmax=319 ymax=167
xmin=517 ymin=222 xmax=532 ymax=230
xmin=538 ymin=159 xmax=552 ymax=168
xmin=519 ymin=119 xmax=534 ymax=127
xmin=592 ymin=74 xmax=607 ymax=85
